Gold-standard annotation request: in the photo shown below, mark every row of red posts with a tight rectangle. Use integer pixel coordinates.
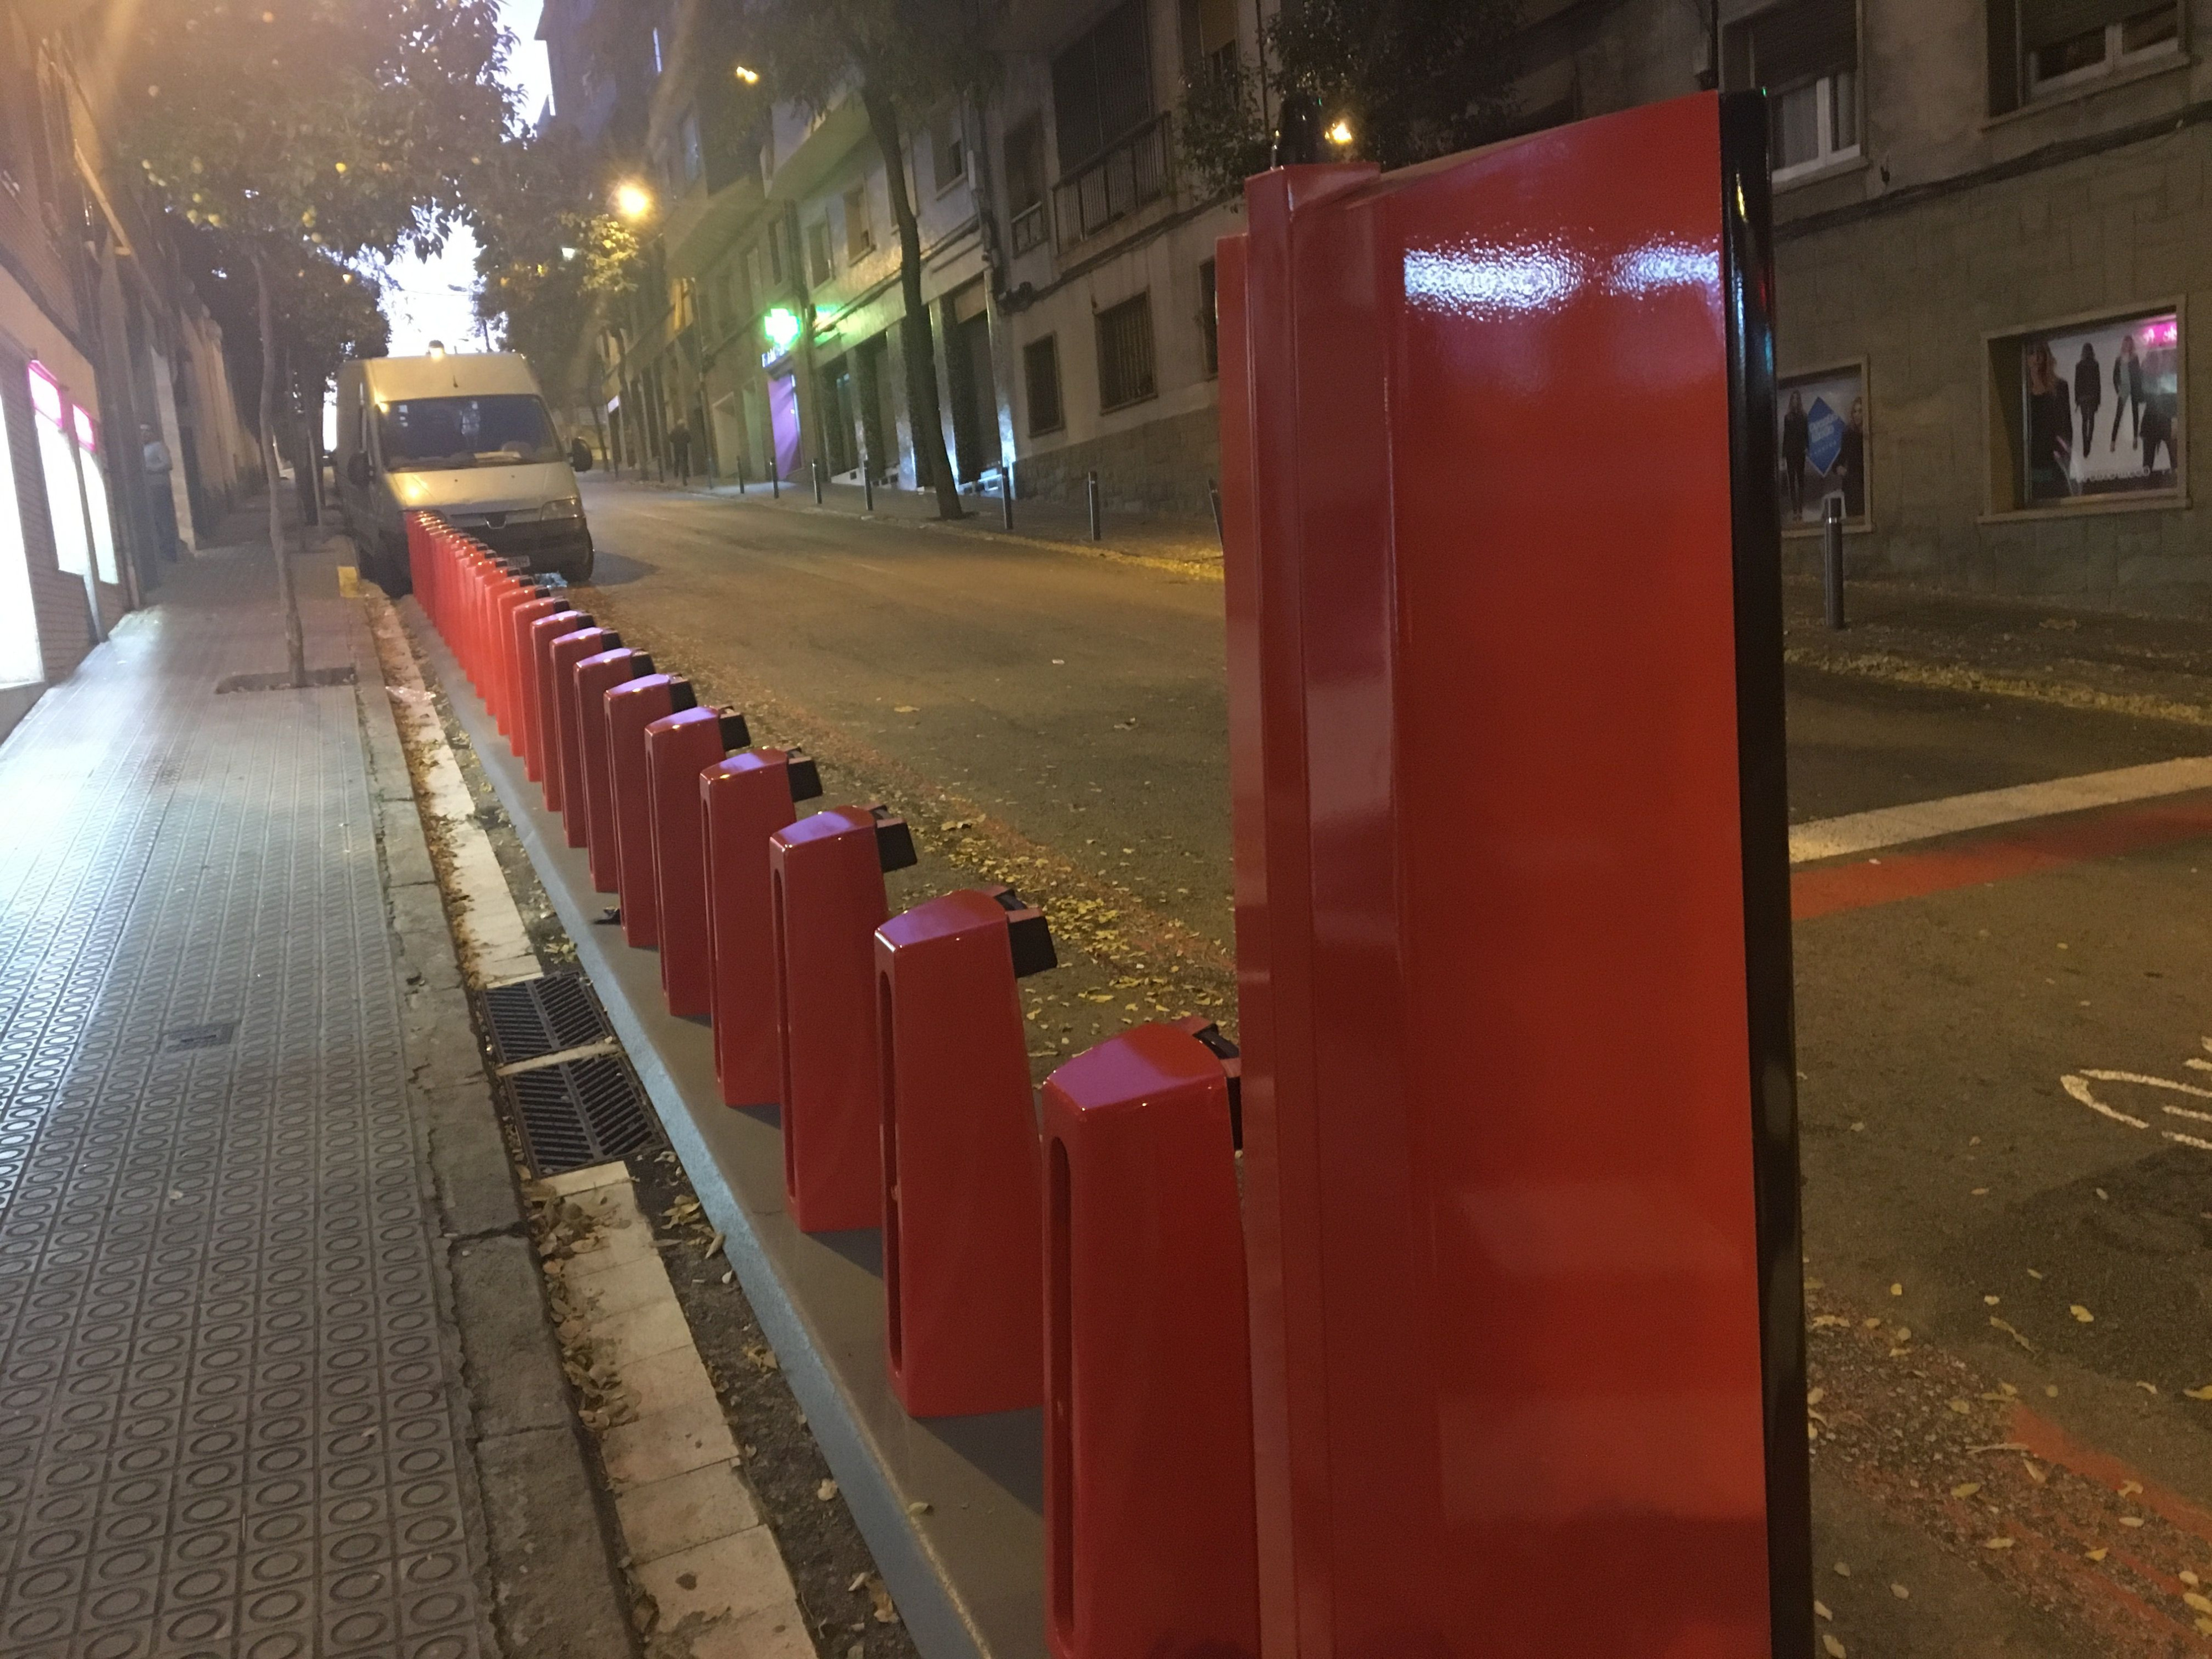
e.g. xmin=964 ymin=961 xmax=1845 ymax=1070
xmin=402 ymin=512 xmax=1262 ymax=1657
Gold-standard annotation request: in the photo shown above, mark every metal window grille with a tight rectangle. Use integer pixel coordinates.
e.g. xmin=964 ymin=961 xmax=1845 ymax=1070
xmin=1052 ymin=113 xmax=1173 ymax=249
xmin=1095 ymin=294 xmax=1156 ymax=413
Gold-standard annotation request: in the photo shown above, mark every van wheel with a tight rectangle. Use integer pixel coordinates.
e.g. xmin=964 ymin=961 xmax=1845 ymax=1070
xmin=562 ymin=546 xmax=594 ymax=585
xmin=379 ymin=532 xmax=413 ymax=596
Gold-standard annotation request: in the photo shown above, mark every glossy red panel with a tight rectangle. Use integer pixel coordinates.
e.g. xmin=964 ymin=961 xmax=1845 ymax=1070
xmin=702 ymin=750 xmax=802 ymax=1107
xmin=572 ymin=649 xmax=648 ymax=882
xmin=875 ymin=889 xmax=1041 ymax=1418
xmin=644 ymin=706 xmax=729 ymax=1018
xmin=604 ymin=675 xmax=682 ymax=948
xmin=523 ymin=610 xmax=585 ymax=789
xmin=546 ymin=627 xmax=615 ymax=824
xmin=1222 ymin=92 xmax=1803 ymax=1656
xmin=768 ymin=807 xmax=890 ymax=1231
xmin=1041 ymin=1023 xmax=1257 ymax=1659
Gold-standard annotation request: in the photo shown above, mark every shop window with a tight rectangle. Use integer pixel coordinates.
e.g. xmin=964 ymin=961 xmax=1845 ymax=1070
xmin=1198 ymin=257 xmax=1219 ymax=378
xmin=26 ymin=362 xmax=90 ymax=580
xmin=1992 ymin=307 xmax=2180 ymax=510
xmin=1024 ymin=336 xmax=1064 ymax=435
xmin=930 ymin=106 xmax=966 ymax=192
xmin=843 ymin=185 xmax=874 ymax=260
xmin=1776 ymin=363 xmax=1869 ymax=530
xmin=1005 ymin=118 xmax=1048 ymax=254
xmin=1095 ymin=292 xmax=1156 ymax=412
xmin=1735 ymin=0 xmax=1860 ymax=180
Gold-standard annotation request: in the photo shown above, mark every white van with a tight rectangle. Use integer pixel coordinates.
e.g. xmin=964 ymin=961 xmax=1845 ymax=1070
xmin=336 ymin=349 xmax=594 ymax=593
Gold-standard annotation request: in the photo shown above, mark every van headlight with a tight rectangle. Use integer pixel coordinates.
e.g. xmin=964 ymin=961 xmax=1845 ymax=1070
xmin=541 ymin=497 xmax=583 ymax=521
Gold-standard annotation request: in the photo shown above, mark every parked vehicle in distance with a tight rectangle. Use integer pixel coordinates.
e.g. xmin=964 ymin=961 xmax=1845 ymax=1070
xmin=336 ymin=347 xmax=594 ymax=593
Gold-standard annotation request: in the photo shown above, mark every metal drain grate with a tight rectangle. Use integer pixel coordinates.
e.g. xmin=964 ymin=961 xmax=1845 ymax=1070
xmin=164 ymin=1021 xmax=238 ymax=1052
xmin=479 ymin=972 xmax=612 ymax=1066
xmin=507 ymin=1056 xmax=659 ymax=1176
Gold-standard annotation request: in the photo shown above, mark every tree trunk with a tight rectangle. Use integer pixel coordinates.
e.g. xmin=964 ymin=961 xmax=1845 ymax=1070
xmin=862 ymin=84 xmax=964 ymax=520
xmin=254 ymin=251 xmax=307 ymax=688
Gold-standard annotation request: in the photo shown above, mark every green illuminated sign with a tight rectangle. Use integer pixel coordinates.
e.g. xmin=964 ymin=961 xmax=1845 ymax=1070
xmin=763 ymin=307 xmax=802 ymax=353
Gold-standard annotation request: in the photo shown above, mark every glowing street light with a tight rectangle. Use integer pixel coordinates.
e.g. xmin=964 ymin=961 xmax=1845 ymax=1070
xmin=1326 ymin=118 xmax=1354 ymax=148
xmin=614 ymin=181 xmax=654 ymax=220
xmin=733 ymin=64 xmax=761 ymax=84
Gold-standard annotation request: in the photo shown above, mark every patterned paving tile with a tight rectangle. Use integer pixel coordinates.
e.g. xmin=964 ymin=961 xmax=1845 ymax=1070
xmin=0 ymin=554 xmax=486 ymax=1657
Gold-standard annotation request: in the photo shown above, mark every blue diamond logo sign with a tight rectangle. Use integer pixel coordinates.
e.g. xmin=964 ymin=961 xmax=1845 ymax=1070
xmin=1805 ymin=396 xmax=1844 ymax=476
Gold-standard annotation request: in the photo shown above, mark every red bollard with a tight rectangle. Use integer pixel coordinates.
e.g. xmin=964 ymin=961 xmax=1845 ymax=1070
xmin=766 ymin=807 xmax=919 ymax=1232
xmin=875 ymin=885 xmax=1055 ymax=1417
xmin=505 ymin=594 xmax=565 ymax=762
xmin=489 ymin=577 xmax=546 ymax=740
xmin=605 ymin=674 xmax=692 ymax=946
xmin=1041 ymin=1020 xmax=1258 ymax=1658
xmin=572 ymin=648 xmax=654 ymax=864
xmin=523 ymin=608 xmax=588 ymax=789
xmin=702 ymin=748 xmax=823 ymax=1107
xmin=645 ymin=705 xmax=751 ymax=1016
xmin=545 ymin=624 xmax=619 ymax=818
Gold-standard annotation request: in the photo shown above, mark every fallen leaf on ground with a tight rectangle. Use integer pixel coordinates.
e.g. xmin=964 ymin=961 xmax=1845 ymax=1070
xmin=2086 ymin=1547 xmax=2108 ymax=1562
xmin=2184 ymin=1592 xmax=2212 ymax=1615
xmin=817 ymin=1479 xmax=838 ymax=1501
xmin=1890 ymin=1583 xmax=1910 ymax=1600
xmin=1985 ymin=1537 xmax=2016 ymax=1551
xmin=2120 ymin=1516 xmax=2146 ymax=1528
xmin=2120 ymin=1480 xmax=2144 ymax=1496
xmin=894 ymin=705 xmax=917 ymax=714
xmin=2184 ymin=1385 xmax=2212 ymax=1401
xmin=2070 ymin=1305 xmax=2095 ymax=1323
xmin=1833 ymin=1562 xmax=1851 ymax=1578
xmin=1814 ymin=1600 xmax=1833 ymax=1620
xmin=1951 ymin=1482 xmax=1983 ymax=1500
xmin=1822 ymin=1636 xmax=1845 ymax=1658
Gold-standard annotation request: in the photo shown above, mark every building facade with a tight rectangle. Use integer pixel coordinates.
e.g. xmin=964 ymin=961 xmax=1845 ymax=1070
xmin=0 ymin=0 xmax=251 ymax=742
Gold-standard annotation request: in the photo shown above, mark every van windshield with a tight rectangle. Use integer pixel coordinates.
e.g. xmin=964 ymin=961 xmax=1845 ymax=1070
xmin=377 ymin=395 xmax=561 ymax=471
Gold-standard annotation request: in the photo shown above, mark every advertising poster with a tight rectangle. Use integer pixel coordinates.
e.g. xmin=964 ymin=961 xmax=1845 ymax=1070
xmin=1778 ymin=366 xmax=1867 ymax=530
xmin=2022 ymin=310 xmax=2179 ymax=504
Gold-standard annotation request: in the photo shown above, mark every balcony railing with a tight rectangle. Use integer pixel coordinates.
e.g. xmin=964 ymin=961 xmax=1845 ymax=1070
xmin=1051 ymin=112 xmax=1172 ymax=250
xmin=1009 ymin=200 xmax=1048 ymax=254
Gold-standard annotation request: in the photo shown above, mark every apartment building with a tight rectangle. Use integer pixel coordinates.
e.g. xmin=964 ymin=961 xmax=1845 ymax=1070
xmin=1514 ymin=0 xmax=2212 ymax=609
xmin=537 ymin=0 xmax=1259 ymax=515
xmin=0 ymin=0 xmax=250 ymax=742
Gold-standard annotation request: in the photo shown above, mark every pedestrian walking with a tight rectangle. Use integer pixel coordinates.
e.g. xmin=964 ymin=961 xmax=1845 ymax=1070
xmin=2110 ymin=333 xmax=2144 ymax=453
xmin=669 ymin=418 xmax=693 ymax=487
xmin=140 ymin=422 xmax=180 ymax=560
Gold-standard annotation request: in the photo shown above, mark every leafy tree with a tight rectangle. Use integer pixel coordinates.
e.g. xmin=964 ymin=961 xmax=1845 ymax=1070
xmin=472 ymin=127 xmax=642 ymax=416
xmin=756 ymin=0 xmax=1000 ymax=519
xmin=1180 ymin=0 xmax=1520 ymax=189
xmin=114 ymin=0 xmax=510 ymax=682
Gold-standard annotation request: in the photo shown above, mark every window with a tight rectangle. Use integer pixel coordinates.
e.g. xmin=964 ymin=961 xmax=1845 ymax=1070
xmin=843 ymin=185 xmax=874 ymax=259
xmin=1005 ymin=118 xmax=1048 ymax=253
xmin=679 ymin=110 xmax=702 ymax=183
xmin=1744 ymin=0 xmax=1859 ymax=179
xmin=2016 ymin=0 xmax=2179 ymax=100
xmin=1999 ymin=309 xmax=2180 ymax=509
xmin=1094 ymin=293 xmax=1156 ymax=411
xmin=768 ymin=220 xmax=787 ymax=285
xmin=1024 ymin=336 xmax=1064 ymax=435
xmin=1051 ymin=0 xmax=1153 ymax=173
xmin=1198 ymin=258 xmax=1219 ymax=378
xmin=806 ymin=218 xmax=833 ymax=284
xmin=930 ymin=106 xmax=966 ymax=192
xmin=1178 ymin=0 xmax=1239 ymax=81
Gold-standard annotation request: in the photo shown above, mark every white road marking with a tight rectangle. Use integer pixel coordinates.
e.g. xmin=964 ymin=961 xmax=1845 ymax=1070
xmin=1790 ymin=755 xmax=2212 ymax=865
xmin=2061 ymin=1054 xmax=2212 ymax=1152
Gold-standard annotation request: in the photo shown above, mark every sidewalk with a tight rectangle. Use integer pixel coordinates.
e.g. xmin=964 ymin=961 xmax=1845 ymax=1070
xmin=1785 ymin=573 xmax=2212 ymax=727
xmin=0 ymin=530 xmax=631 ymax=1655
xmin=603 ymin=471 xmax=1225 ymax=571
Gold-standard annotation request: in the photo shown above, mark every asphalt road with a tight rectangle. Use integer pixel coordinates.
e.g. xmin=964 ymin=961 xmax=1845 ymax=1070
xmin=574 ymin=478 xmax=2212 ymax=1656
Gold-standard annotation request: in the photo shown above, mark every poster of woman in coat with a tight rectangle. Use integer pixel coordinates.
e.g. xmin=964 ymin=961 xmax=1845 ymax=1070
xmin=2023 ymin=311 xmax=2179 ymax=503
xmin=1777 ymin=365 xmax=1868 ymax=529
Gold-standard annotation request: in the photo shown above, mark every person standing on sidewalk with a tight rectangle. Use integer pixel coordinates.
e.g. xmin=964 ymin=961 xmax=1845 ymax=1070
xmin=669 ymin=418 xmax=693 ymax=487
xmin=141 ymin=422 xmax=180 ymax=560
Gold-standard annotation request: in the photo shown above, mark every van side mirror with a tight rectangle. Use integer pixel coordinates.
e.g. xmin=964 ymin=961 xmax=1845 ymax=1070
xmin=570 ymin=437 xmax=593 ymax=473
xmin=346 ymin=452 xmax=373 ymax=487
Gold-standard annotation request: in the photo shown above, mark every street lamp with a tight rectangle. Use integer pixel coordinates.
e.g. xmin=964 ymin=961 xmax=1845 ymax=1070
xmin=1326 ymin=118 xmax=1354 ymax=148
xmin=733 ymin=64 xmax=761 ymax=84
xmin=614 ymin=181 xmax=653 ymax=221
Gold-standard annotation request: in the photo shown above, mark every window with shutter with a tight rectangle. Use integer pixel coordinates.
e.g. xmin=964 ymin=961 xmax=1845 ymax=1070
xmin=2014 ymin=0 xmax=2179 ymax=96
xmin=1742 ymin=0 xmax=1860 ymax=179
xmin=1095 ymin=293 xmax=1156 ymax=411
xmin=1051 ymin=0 xmax=1152 ymax=174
